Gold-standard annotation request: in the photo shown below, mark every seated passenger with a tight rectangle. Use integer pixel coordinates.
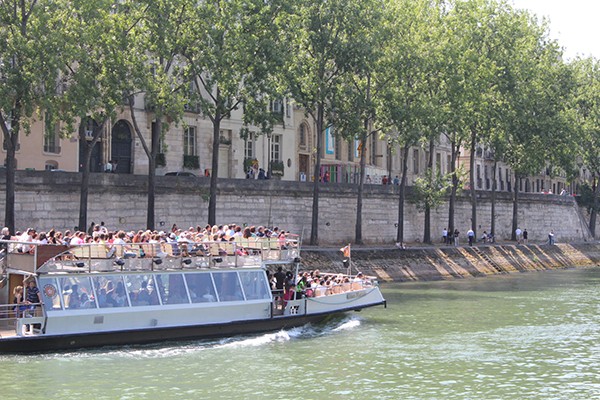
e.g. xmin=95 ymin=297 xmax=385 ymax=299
xmin=114 ymin=285 xmax=127 ymax=307
xmin=136 ymin=281 xmax=152 ymax=305
xmin=341 ymin=277 xmax=351 ymax=292
xmin=353 ymin=272 xmax=364 ymax=282
xmin=202 ymin=289 xmax=216 ymax=302
xmin=97 ymin=288 xmax=108 ymax=307
xmin=79 ymin=293 xmax=91 ymax=309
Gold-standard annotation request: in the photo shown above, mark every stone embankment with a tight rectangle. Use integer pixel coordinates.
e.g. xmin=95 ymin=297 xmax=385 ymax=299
xmin=300 ymin=243 xmax=600 ymax=282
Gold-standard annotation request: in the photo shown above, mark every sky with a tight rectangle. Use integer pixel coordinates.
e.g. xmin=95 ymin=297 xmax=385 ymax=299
xmin=510 ymin=0 xmax=600 ymax=60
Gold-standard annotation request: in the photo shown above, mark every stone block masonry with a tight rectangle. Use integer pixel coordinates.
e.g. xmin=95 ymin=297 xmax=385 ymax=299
xmin=299 ymin=243 xmax=600 ymax=282
xmin=0 ymin=170 xmax=593 ymax=245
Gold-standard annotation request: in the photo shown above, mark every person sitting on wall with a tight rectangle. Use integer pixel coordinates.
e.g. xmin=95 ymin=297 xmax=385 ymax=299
xmin=481 ymin=231 xmax=488 ymax=243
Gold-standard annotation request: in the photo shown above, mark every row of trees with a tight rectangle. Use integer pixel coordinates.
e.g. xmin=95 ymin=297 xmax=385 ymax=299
xmin=1 ymin=0 xmax=599 ymax=243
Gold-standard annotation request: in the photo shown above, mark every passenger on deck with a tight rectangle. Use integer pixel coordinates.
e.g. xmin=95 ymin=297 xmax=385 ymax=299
xmin=284 ymin=271 xmax=294 ymax=293
xmin=13 ymin=286 xmax=27 ymax=317
xmin=341 ymin=277 xmax=351 ymax=292
xmin=274 ymin=267 xmax=286 ymax=295
xmin=284 ymin=284 xmax=297 ymax=302
xmin=25 ymin=280 xmax=42 ymax=315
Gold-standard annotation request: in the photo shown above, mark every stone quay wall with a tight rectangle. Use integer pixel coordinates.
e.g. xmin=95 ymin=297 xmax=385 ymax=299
xmin=300 ymin=243 xmax=600 ymax=282
xmin=0 ymin=170 xmax=593 ymax=245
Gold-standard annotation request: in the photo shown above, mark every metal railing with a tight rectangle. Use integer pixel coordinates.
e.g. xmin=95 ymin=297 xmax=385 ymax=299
xmin=0 ymin=302 xmax=45 ymax=337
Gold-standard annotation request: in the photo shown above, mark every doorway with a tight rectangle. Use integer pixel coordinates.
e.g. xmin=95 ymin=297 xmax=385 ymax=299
xmin=111 ymin=120 xmax=132 ymax=174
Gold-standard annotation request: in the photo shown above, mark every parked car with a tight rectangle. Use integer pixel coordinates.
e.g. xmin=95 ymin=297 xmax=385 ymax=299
xmin=165 ymin=171 xmax=197 ymax=177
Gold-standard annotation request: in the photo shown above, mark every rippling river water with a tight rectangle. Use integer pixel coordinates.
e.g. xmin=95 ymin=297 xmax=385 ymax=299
xmin=2 ymin=267 xmax=600 ymax=399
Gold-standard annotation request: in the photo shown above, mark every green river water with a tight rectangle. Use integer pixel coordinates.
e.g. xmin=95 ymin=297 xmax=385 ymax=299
xmin=2 ymin=267 xmax=600 ymax=399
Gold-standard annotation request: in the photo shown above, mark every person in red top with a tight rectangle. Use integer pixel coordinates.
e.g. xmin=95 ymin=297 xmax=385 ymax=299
xmin=382 ymin=175 xmax=388 ymax=185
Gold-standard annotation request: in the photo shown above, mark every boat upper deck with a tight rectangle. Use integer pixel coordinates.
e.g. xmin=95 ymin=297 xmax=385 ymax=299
xmin=1 ymin=238 xmax=300 ymax=275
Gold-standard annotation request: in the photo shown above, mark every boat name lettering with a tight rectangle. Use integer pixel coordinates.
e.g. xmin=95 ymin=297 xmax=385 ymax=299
xmin=346 ymin=290 xmax=366 ymax=300
xmin=43 ymin=283 xmax=57 ymax=299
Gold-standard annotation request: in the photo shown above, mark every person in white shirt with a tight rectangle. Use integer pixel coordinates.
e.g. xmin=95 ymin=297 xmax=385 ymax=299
xmin=515 ymin=228 xmax=522 ymax=244
xmin=16 ymin=228 xmax=34 ymax=252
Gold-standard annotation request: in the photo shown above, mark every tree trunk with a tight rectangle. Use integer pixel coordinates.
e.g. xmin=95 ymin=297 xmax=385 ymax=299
xmin=310 ymin=103 xmax=324 ymax=246
xmin=491 ymin=160 xmax=497 ymax=237
xmin=511 ymin=173 xmax=519 ymax=241
xmin=469 ymin=128 xmax=477 ymax=240
xmin=355 ymin=131 xmax=367 ymax=245
xmin=356 ymin=77 xmax=372 ymax=245
xmin=590 ymin=175 xmax=598 ymax=238
xmin=147 ymin=116 xmax=160 ymax=231
xmin=448 ymin=139 xmax=459 ymax=234
xmin=3 ymin=132 xmax=17 ymax=234
xmin=423 ymin=140 xmax=434 ymax=244
xmin=266 ymin=133 xmax=272 ymax=179
xmin=387 ymin=142 xmax=392 ymax=184
xmin=396 ymin=145 xmax=409 ymax=243
xmin=208 ymin=89 xmax=222 ymax=226
xmin=78 ymin=118 xmax=107 ymax=232
xmin=0 ymin=108 xmax=21 ymax=234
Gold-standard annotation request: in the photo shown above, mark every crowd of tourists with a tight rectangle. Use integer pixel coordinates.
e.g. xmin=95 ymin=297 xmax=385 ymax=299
xmin=269 ymin=267 xmax=371 ymax=302
xmin=0 ymin=222 xmax=297 ymax=257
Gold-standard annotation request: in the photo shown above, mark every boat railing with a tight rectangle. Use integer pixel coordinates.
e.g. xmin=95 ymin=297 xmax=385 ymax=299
xmin=0 ymin=302 xmax=45 ymax=337
xmin=0 ymin=239 xmax=300 ymax=274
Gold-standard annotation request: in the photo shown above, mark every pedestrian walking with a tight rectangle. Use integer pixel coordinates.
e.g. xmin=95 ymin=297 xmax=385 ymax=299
xmin=454 ymin=229 xmax=460 ymax=246
xmin=467 ymin=228 xmax=474 ymax=246
xmin=523 ymin=229 xmax=528 ymax=244
xmin=548 ymin=230 xmax=555 ymax=245
xmin=515 ymin=228 xmax=522 ymax=244
xmin=442 ymin=228 xmax=448 ymax=244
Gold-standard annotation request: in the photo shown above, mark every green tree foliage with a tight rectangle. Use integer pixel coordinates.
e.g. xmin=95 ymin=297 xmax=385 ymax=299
xmin=182 ymin=0 xmax=284 ymax=225
xmin=378 ymin=0 xmax=438 ymax=243
xmin=572 ymin=57 xmax=600 ymax=237
xmin=326 ymin=0 xmax=389 ymax=245
xmin=280 ymin=0 xmax=363 ymax=245
xmin=130 ymin=0 xmax=190 ymax=230
xmin=411 ymin=168 xmax=453 ymax=213
xmin=59 ymin=0 xmax=145 ymax=231
xmin=0 ymin=0 xmax=68 ymax=232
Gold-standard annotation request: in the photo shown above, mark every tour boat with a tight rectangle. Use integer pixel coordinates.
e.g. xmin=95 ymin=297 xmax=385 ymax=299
xmin=0 ymin=239 xmax=385 ymax=353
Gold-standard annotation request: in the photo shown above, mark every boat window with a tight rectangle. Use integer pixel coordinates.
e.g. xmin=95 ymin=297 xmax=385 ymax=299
xmin=185 ymin=273 xmax=217 ymax=303
xmin=125 ymin=274 xmax=160 ymax=306
xmin=238 ymin=271 xmax=271 ymax=300
xmin=155 ymin=274 xmax=189 ymax=305
xmin=38 ymin=277 xmax=62 ymax=311
xmin=59 ymin=276 xmax=97 ymax=310
xmin=212 ymin=272 xmax=244 ymax=302
xmin=92 ymin=276 xmax=129 ymax=308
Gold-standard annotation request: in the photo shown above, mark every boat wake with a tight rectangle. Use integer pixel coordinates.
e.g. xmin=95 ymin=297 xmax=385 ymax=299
xmin=212 ymin=315 xmax=362 ymax=350
xmin=13 ymin=315 xmax=364 ymax=360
